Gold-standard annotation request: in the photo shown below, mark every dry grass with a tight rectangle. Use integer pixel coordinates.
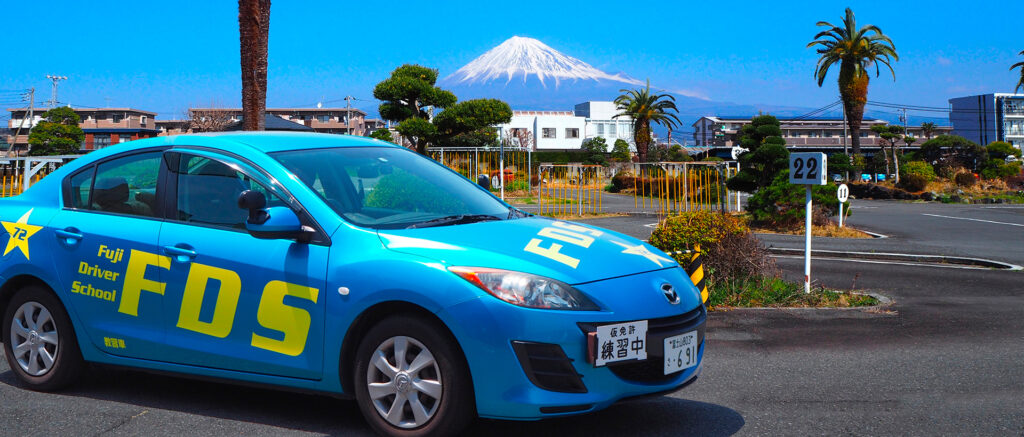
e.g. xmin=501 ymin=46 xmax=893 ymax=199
xmin=542 ymin=212 xmax=629 ymax=220
xmin=750 ymin=223 xmax=872 ymax=238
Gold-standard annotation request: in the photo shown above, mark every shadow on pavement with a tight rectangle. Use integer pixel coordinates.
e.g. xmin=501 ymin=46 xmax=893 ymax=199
xmin=1 ymin=363 xmax=742 ymax=436
xmin=468 ymin=396 xmax=744 ymax=437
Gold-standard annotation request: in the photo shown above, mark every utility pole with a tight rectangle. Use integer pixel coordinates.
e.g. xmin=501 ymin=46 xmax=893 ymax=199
xmin=344 ymin=95 xmax=353 ymax=134
xmin=841 ymin=100 xmax=848 ymax=155
xmin=899 ymin=108 xmax=908 ymax=136
xmin=8 ymin=88 xmax=35 ymax=156
xmin=45 ymin=75 xmax=67 ymax=108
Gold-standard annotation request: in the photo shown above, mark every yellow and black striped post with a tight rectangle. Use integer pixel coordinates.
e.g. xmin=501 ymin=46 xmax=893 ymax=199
xmin=688 ymin=245 xmax=708 ymax=303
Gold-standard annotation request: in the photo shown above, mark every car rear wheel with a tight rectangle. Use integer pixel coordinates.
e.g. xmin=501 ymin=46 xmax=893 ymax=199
xmin=2 ymin=285 xmax=83 ymax=391
xmin=354 ymin=315 xmax=474 ymax=437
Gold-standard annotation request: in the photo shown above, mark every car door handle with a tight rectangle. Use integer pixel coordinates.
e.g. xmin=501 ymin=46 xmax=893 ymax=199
xmin=55 ymin=228 xmax=83 ymax=245
xmin=163 ymin=245 xmax=197 ymax=262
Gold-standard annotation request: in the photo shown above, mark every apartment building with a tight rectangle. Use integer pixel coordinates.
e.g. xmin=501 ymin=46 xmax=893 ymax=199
xmin=497 ymin=101 xmax=634 ymax=151
xmin=692 ymin=116 xmax=952 ymax=154
xmin=949 ymin=93 xmax=1024 ymax=149
xmin=162 ymin=107 xmax=369 ymax=136
xmin=6 ymin=107 xmax=160 ymax=152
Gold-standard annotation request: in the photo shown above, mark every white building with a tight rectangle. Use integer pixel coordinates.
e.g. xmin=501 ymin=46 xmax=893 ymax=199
xmin=498 ymin=101 xmax=634 ymax=151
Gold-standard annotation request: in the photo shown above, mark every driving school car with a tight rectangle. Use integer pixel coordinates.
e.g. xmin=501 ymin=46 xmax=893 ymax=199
xmin=0 ymin=132 xmax=704 ymax=436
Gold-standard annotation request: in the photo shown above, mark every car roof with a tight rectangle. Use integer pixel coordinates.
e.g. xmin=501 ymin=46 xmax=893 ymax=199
xmin=97 ymin=131 xmax=400 ymax=156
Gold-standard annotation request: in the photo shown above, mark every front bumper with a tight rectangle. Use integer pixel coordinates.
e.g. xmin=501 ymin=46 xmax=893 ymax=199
xmin=439 ymin=268 xmax=706 ymax=420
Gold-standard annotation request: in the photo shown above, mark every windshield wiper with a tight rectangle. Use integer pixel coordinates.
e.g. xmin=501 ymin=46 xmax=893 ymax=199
xmin=405 ymin=214 xmax=502 ymax=229
xmin=507 ymin=207 xmax=530 ymax=219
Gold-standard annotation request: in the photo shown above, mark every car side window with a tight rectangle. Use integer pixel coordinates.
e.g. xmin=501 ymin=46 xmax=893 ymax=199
xmin=91 ymin=152 xmax=162 ymax=217
xmin=175 ymin=155 xmax=286 ymax=230
xmin=67 ymin=167 xmax=95 ymax=209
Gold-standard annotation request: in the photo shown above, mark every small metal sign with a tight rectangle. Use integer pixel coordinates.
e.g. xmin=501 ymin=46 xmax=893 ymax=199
xmin=837 ymin=184 xmax=849 ymax=203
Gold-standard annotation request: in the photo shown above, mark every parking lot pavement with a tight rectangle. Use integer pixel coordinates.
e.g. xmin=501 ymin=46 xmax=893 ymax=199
xmin=4 ymin=252 xmax=1020 ymax=436
xmin=2 ymin=203 xmax=1021 ymax=435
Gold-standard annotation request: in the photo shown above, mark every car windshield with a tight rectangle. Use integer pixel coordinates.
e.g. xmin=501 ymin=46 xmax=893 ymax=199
xmin=272 ymin=146 xmax=512 ymax=229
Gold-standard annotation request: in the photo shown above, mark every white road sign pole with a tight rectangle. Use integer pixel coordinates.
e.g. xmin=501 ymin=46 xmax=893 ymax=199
xmin=804 ymin=185 xmax=812 ymax=294
xmin=789 ymin=152 xmax=827 ymax=294
xmin=837 ymin=183 xmax=849 ymax=228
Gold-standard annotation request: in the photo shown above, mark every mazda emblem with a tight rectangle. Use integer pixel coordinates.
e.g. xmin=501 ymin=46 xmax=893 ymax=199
xmin=662 ymin=283 xmax=680 ymax=304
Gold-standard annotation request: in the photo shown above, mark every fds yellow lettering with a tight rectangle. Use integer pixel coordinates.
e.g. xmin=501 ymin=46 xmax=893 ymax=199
xmin=111 ymin=248 xmax=320 ymax=357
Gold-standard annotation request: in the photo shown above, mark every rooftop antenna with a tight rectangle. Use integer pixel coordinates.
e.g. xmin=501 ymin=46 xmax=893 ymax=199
xmin=45 ymin=74 xmax=68 ymax=108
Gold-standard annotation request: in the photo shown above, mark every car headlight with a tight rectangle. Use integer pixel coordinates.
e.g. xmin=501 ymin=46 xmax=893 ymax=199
xmin=449 ymin=267 xmax=599 ymax=311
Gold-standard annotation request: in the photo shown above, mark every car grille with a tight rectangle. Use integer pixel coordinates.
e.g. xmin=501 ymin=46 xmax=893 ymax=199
xmin=579 ymin=305 xmax=706 ymax=384
xmin=511 ymin=341 xmax=587 ymax=393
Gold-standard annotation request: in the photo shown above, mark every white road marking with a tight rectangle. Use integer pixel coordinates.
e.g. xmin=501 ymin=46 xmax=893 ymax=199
xmin=921 ymin=213 xmax=1024 ymax=228
xmin=771 ymin=255 xmax=1001 ymax=271
xmin=643 ymin=223 xmax=659 ymax=228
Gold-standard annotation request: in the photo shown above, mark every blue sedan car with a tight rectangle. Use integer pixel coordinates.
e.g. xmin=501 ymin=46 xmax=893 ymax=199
xmin=0 ymin=132 xmax=705 ymax=436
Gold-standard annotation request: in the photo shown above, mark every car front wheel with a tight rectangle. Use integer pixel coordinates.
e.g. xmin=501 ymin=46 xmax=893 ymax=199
xmin=354 ymin=315 xmax=474 ymax=436
xmin=2 ymin=285 xmax=83 ymax=391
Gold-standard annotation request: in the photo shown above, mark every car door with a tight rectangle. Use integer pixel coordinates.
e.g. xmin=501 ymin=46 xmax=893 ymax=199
xmin=156 ymin=150 xmax=328 ymax=379
xmin=48 ymin=149 xmax=171 ymax=360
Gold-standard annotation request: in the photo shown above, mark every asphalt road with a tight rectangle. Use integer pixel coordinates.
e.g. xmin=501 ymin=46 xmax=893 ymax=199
xmin=2 ymin=200 xmax=1022 ymax=436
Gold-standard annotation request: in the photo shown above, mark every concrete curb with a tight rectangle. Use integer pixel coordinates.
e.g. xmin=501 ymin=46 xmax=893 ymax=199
xmin=767 ymin=247 xmax=1023 ymax=271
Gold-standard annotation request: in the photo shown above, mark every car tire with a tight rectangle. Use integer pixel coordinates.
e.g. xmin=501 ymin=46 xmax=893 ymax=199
xmin=353 ymin=315 xmax=475 ymax=437
xmin=2 ymin=285 xmax=83 ymax=391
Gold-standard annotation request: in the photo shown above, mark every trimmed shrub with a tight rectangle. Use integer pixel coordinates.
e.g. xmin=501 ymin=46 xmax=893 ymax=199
xmin=649 ymin=211 xmax=775 ymax=281
xmin=899 ymin=161 xmax=935 ymax=182
xmin=954 ymin=172 xmax=976 ymax=187
xmin=746 ymin=170 xmax=838 ymax=227
xmin=980 ymin=161 xmax=1022 ymax=180
xmin=898 ymin=174 xmax=928 ymax=192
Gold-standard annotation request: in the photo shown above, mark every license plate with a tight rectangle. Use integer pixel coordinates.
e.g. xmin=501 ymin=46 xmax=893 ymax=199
xmin=663 ymin=331 xmax=698 ymax=375
xmin=593 ymin=320 xmax=647 ymax=366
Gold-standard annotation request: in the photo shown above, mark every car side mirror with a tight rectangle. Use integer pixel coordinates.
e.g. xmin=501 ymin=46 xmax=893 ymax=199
xmin=238 ymin=190 xmax=312 ymax=242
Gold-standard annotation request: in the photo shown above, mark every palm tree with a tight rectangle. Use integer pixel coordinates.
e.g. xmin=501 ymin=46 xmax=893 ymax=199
xmin=1012 ymin=51 xmax=1024 ymax=93
xmin=614 ymin=80 xmax=681 ymax=162
xmin=808 ymin=8 xmax=898 ymax=157
xmin=239 ymin=0 xmax=271 ymax=131
xmin=920 ymin=122 xmax=936 ymax=139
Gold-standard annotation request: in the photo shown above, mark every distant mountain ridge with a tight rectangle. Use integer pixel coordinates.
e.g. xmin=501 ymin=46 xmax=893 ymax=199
xmin=438 ymin=37 xmax=814 ymax=129
xmin=437 ymin=36 xmax=916 ymax=134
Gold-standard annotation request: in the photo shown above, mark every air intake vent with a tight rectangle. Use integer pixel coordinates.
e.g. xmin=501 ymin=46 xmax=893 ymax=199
xmin=512 ymin=341 xmax=587 ymax=393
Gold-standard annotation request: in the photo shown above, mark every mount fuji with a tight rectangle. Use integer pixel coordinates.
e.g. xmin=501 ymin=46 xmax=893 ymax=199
xmin=438 ymin=36 xmax=807 ymax=127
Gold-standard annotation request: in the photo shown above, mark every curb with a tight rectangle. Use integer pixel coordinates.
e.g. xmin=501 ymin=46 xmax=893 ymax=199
xmin=767 ymin=247 xmax=1023 ymax=271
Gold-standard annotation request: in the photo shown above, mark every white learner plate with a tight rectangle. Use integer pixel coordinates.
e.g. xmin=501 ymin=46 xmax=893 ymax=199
xmin=594 ymin=320 xmax=648 ymax=366
xmin=663 ymin=331 xmax=699 ymax=375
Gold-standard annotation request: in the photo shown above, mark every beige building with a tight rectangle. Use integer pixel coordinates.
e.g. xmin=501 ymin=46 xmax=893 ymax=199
xmin=693 ymin=116 xmax=953 ymax=151
xmin=6 ymin=107 xmax=160 ymax=152
xmin=158 ymin=108 xmax=369 ymax=136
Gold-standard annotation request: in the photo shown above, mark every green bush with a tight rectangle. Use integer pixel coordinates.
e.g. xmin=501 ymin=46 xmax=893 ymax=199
xmin=898 ymin=174 xmax=928 ymax=192
xmin=746 ymin=170 xmax=838 ymax=227
xmin=649 ymin=211 xmax=774 ymax=281
xmin=899 ymin=161 xmax=935 ymax=182
xmin=980 ymin=161 xmax=1022 ymax=180
xmin=954 ymin=172 xmax=976 ymax=187
xmin=610 ymin=171 xmax=632 ymax=192
xmin=985 ymin=141 xmax=1022 ymax=160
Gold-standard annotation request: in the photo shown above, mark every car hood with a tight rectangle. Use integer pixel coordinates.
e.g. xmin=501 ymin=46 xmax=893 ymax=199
xmin=377 ymin=217 xmax=678 ymax=285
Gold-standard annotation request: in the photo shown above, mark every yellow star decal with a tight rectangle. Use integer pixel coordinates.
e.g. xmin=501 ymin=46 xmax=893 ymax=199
xmin=611 ymin=241 xmax=674 ymax=267
xmin=3 ymin=209 xmax=42 ymax=260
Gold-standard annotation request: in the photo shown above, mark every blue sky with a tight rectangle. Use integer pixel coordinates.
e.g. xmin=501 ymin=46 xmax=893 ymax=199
xmin=1 ymin=0 xmax=1020 ymax=121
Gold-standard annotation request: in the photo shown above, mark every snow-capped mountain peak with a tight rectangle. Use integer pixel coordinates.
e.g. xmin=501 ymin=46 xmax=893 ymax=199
xmin=443 ymin=36 xmax=642 ymax=88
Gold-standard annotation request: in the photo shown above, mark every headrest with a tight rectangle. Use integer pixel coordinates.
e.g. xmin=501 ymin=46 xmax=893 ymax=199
xmin=93 ymin=177 xmax=129 ymax=207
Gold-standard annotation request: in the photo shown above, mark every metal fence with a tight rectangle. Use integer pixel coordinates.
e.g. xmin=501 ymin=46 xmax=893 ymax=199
xmin=536 ymin=164 xmax=612 ymax=215
xmin=628 ymin=161 xmax=741 ymax=215
xmin=0 ymin=155 xmax=81 ymax=197
xmin=428 ymin=147 xmax=532 ymax=193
